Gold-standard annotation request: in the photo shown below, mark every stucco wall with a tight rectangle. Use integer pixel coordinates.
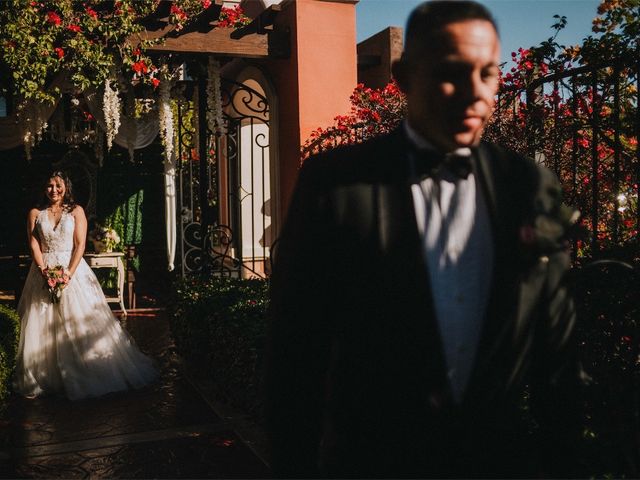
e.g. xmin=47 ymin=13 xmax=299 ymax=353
xmin=266 ymin=0 xmax=358 ymax=223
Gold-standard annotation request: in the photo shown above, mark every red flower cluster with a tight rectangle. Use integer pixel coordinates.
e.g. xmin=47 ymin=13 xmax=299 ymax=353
xmin=47 ymin=11 xmax=61 ymax=25
xmin=54 ymin=47 xmax=64 ymax=59
xmin=170 ymin=4 xmax=187 ymax=30
xmin=132 ymin=60 xmax=149 ymax=75
xmin=85 ymin=6 xmax=98 ymax=20
xmin=302 ymin=82 xmax=406 ymax=160
xmin=217 ymin=5 xmax=250 ymax=29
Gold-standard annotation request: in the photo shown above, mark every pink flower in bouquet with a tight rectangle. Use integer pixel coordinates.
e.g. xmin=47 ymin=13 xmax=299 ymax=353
xmin=43 ymin=264 xmax=70 ymax=304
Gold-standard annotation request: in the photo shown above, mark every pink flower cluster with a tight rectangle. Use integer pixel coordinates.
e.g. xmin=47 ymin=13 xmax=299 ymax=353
xmin=43 ymin=265 xmax=70 ymax=304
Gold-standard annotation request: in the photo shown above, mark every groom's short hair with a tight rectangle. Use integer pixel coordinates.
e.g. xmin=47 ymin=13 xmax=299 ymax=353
xmin=404 ymin=1 xmax=499 ymax=61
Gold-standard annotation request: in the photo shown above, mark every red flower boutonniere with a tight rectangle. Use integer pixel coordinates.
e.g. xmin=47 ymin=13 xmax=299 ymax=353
xmin=519 ymin=203 xmax=582 ymax=260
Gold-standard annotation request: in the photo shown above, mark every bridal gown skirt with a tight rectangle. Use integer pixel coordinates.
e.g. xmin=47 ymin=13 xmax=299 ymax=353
xmin=14 ymin=256 xmax=158 ymax=401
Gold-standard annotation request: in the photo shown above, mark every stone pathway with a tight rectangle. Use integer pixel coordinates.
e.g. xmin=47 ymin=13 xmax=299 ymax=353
xmin=0 ymin=311 xmax=270 ymax=479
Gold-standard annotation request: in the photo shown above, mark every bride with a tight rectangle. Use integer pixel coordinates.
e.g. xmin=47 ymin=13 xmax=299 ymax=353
xmin=14 ymin=170 xmax=158 ymax=400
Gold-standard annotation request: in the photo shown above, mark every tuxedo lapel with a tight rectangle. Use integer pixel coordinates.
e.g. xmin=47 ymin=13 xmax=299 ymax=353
xmin=464 ymin=144 xmax=521 ymax=403
xmin=375 ymin=132 xmax=450 ymax=393
xmin=473 ymin=144 xmax=499 ymax=229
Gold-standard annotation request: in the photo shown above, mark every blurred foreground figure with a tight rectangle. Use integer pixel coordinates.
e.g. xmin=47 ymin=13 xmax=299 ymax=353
xmin=267 ymin=1 xmax=583 ymax=477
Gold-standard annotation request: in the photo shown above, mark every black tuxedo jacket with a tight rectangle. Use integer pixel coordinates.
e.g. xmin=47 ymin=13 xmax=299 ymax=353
xmin=266 ymin=128 xmax=582 ymax=478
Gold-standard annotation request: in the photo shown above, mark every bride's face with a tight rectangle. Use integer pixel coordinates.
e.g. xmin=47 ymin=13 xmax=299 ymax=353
xmin=46 ymin=176 xmax=66 ymax=205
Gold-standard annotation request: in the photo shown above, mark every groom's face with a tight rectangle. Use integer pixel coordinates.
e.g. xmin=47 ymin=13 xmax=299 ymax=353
xmin=396 ymin=19 xmax=500 ymax=152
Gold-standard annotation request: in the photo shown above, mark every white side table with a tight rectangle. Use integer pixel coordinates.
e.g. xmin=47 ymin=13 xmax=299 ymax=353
xmin=84 ymin=252 xmax=127 ymax=317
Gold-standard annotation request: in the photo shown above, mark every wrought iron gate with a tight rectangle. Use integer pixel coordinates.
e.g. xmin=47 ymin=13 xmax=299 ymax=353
xmin=175 ymin=76 xmax=273 ymax=278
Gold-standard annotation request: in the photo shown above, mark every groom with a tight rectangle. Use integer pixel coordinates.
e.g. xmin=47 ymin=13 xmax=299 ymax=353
xmin=266 ymin=1 xmax=583 ymax=477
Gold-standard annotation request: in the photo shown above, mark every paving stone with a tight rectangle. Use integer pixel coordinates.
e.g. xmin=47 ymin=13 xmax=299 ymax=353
xmin=0 ymin=311 xmax=270 ymax=479
xmin=12 ymin=431 xmax=268 ymax=479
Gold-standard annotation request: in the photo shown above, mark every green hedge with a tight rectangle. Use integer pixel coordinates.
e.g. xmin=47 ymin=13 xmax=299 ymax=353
xmin=0 ymin=304 xmax=20 ymax=412
xmin=169 ymin=276 xmax=269 ymax=418
xmin=168 ymin=266 xmax=639 ymax=476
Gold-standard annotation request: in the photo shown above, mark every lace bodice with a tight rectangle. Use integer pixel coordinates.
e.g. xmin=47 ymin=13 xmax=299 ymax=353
xmin=36 ymin=208 xmax=75 ymax=255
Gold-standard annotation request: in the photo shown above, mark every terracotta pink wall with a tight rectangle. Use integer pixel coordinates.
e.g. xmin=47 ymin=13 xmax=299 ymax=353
xmin=266 ymin=0 xmax=358 ymax=223
xmin=295 ymin=0 xmax=357 ymax=143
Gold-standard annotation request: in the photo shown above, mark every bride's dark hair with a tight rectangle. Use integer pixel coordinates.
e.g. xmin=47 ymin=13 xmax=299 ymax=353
xmin=40 ymin=170 xmax=77 ymax=211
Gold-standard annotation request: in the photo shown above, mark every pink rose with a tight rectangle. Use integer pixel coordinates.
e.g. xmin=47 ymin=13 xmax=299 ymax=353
xmin=48 ymin=278 xmax=57 ymax=288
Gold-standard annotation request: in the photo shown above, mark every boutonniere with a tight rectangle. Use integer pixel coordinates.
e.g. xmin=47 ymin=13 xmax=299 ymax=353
xmin=519 ymin=203 xmax=582 ymax=261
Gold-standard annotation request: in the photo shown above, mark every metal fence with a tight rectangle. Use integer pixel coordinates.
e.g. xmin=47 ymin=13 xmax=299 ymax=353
xmin=488 ymin=58 xmax=640 ymax=255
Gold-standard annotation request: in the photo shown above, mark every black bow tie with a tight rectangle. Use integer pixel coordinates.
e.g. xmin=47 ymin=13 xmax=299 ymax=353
xmin=413 ymin=149 xmax=473 ymax=180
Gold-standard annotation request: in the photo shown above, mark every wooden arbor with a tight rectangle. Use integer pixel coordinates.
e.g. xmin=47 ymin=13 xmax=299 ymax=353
xmin=138 ymin=1 xmax=287 ymax=278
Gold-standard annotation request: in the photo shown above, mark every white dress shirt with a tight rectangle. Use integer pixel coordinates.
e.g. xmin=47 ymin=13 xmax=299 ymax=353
xmin=405 ymin=122 xmax=494 ymax=403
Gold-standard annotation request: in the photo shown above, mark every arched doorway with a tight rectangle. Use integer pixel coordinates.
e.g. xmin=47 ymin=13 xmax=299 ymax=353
xmin=176 ymin=65 xmax=277 ymax=278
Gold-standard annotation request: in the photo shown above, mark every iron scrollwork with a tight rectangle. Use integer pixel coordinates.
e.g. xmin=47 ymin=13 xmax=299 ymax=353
xmin=221 ymin=78 xmax=269 ymax=122
xmin=176 ymin=74 xmax=272 ymax=278
xmin=202 ymin=224 xmax=240 ymax=277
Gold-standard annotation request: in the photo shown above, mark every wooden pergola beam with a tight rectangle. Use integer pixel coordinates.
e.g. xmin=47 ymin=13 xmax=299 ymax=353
xmin=139 ymin=26 xmax=268 ymax=57
xmin=133 ymin=0 xmax=271 ymax=58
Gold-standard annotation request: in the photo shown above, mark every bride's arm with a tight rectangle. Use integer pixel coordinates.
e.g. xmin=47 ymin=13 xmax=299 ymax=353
xmin=27 ymin=208 xmax=46 ymax=276
xmin=68 ymin=206 xmax=87 ymax=277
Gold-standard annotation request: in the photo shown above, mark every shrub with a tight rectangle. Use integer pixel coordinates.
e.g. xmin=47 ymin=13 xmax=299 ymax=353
xmin=572 ymin=256 xmax=640 ymax=477
xmin=0 ymin=304 xmax=20 ymax=413
xmin=169 ymin=276 xmax=269 ymax=418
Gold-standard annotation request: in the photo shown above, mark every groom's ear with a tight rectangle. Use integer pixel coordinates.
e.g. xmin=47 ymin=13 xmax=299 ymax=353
xmin=392 ymin=56 xmax=409 ymax=94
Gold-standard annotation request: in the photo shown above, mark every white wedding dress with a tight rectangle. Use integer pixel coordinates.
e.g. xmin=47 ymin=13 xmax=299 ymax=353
xmin=14 ymin=209 xmax=158 ymax=400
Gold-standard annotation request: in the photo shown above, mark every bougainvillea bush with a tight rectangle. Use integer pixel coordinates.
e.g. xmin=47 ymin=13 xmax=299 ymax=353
xmin=301 ymin=82 xmax=406 ymax=160
xmin=484 ymin=0 xmax=639 ymax=254
xmin=0 ymin=0 xmax=250 ymax=103
xmin=303 ymin=1 xmax=638 ymax=256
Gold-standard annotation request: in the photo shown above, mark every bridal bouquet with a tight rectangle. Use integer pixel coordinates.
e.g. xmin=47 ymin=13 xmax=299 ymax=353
xmin=43 ymin=265 xmax=70 ymax=304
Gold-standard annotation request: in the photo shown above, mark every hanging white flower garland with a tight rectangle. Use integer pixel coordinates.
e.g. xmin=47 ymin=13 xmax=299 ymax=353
xmin=207 ymin=57 xmax=226 ymax=135
xmin=103 ymin=78 xmax=121 ymax=150
xmin=158 ymin=64 xmax=176 ymax=166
